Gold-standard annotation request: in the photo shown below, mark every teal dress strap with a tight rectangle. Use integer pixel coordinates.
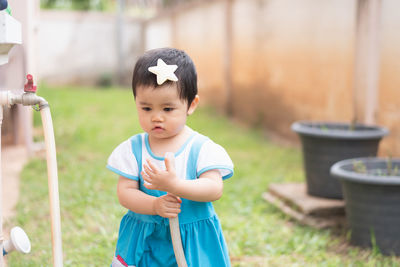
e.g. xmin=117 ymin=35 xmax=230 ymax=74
xmin=186 ymin=133 xmax=210 ymax=180
xmin=127 ymin=134 xmax=166 ymax=224
xmin=178 ymin=134 xmax=215 ymax=224
xmin=130 ymin=133 xmax=143 ymax=179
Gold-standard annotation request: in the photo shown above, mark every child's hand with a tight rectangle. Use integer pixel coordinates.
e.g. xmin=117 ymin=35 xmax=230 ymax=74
xmin=142 ymin=152 xmax=179 ymax=192
xmin=153 ymin=193 xmax=182 ymax=218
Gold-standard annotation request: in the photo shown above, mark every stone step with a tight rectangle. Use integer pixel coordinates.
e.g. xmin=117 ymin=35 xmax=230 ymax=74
xmin=263 ymin=183 xmax=346 ymax=229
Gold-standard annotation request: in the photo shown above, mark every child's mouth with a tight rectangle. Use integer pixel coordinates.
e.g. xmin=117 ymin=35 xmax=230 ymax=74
xmin=153 ymin=126 xmax=164 ymax=132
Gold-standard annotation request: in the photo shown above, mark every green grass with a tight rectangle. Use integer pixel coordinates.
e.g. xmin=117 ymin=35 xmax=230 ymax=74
xmin=7 ymin=85 xmax=400 ymax=266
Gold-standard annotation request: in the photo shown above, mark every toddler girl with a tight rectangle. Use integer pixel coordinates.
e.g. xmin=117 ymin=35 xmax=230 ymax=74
xmin=107 ymin=48 xmax=234 ymax=267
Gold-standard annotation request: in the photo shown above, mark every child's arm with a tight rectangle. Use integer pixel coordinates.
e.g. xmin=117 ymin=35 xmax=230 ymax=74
xmin=172 ymin=169 xmax=223 ymax=202
xmin=142 ymin=156 xmax=224 ymax=202
xmin=117 ymin=176 xmax=182 ymax=218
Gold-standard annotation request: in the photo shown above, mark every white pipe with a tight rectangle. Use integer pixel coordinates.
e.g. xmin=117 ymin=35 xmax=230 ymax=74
xmin=0 ymin=91 xmax=10 ymax=106
xmin=0 ymin=91 xmax=46 ymax=107
xmin=1 ymin=90 xmax=63 ymax=265
xmin=40 ymin=106 xmax=63 ymax=267
xmin=169 ymin=216 xmax=187 ymax=267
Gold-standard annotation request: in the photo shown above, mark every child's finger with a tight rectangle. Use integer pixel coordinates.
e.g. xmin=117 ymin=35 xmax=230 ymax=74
xmin=164 ymin=213 xmax=178 ymax=218
xmin=165 ymin=209 xmax=181 ymax=217
xmin=166 ymin=208 xmax=181 ymax=215
xmin=166 ymin=193 xmax=182 ymax=203
xmin=143 ymin=182 xmax=155 ymax=190
xmin=141 ymin=171 xmax=151 ymax=181
xmin=164 ymin=152 xmax=175 ymax=172
xmin=172 ymin=195 xmax=182 ymax=203
xmin=163 ymin=197 xmax=181 ymax=206
xmin=143 ymin=164 xmax=155 ymax=175
xmin=146 ymin=159 xmax=159 ymax=173
xmin=167 ymin=193 xmax=182 ymax=203
xmin=166 ymin=202 xmax=181 ymax=209
xmin=142 ymin=172 xmax=155 ymax=188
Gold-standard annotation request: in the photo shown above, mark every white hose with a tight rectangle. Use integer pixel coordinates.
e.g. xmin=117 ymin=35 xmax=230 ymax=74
xmin=169 ymin=216 xmax=187 ymax=267
xmin=40 ymin=106 xmax=63 ymax=267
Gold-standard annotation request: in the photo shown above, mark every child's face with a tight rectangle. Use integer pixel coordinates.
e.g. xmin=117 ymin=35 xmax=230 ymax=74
xmin=135 ymin=84 xmax=198 ymax=140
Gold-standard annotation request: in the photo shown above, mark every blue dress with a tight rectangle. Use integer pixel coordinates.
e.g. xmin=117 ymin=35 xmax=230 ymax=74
xmin=107 ymin=132 xmax=234 ymax=267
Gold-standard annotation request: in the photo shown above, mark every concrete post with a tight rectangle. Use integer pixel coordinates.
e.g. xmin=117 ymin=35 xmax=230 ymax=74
xmin=353 ymin=0 xmax=382 ymax=124
xmin=224 ymin=0 xmax=233 ymax=116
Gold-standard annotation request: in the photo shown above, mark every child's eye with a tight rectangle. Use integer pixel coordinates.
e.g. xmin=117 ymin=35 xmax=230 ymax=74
xmin=164 ymin=107 xmax=174 ymax=112
xmin=142 ymin=107 xmax=151 ymax=111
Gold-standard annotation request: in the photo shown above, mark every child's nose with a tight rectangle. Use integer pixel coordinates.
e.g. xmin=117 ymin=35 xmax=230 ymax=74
xmin=151 ymin=113 xmax=164 ymax=122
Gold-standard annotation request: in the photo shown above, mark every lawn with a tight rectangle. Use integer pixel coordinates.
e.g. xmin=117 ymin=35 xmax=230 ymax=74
xmin=7 ymin=85 xmax=400 ymax=266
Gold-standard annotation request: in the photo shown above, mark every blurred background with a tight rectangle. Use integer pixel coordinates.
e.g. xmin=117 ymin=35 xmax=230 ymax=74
xmin=2 ymin=1 xmax=400 ymax=266
xmin=1 ymin=0 xmax=399 ymax=156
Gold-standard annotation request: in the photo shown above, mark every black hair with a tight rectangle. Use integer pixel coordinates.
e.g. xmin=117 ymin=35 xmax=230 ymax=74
xmin=132 ymin=48 xmax=198 ymax=105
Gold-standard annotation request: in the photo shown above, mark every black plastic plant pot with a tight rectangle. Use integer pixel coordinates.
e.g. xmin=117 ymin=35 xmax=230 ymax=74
xmin=331 ymin=157 xmax=400 ymax=256
xmin=291 ymin=121 xmax=388 ymax=199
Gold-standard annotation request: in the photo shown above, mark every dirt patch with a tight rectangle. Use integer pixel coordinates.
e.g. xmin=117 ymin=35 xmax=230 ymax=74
xmin=1 ymin=146 xmax=27 ymax=226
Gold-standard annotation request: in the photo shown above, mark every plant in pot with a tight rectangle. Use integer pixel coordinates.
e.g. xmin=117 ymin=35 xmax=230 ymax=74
xmin=330 ymin=157 xmax=400 ymax=256
xmin=291 ymin=121 xmax=388 ymax=199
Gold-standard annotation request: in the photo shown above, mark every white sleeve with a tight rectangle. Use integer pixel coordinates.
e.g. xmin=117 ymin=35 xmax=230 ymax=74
xmin=106 ymin=139 xmax=139 ymax=180
xmin=197 ymin=140 xmax=234 ymax=180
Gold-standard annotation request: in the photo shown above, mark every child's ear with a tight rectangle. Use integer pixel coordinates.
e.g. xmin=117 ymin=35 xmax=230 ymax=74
xmin=187 ymin=95 xmax=200 ymax=115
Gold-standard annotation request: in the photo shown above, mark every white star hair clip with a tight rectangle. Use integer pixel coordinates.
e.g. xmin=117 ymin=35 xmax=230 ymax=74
xmin=148 ymin=58 xmax=179 ymax=85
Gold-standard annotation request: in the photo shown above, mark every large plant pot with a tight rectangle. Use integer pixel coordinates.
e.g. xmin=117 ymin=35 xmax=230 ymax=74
xmin=292 ymin=121 xmax=388 ymax=199
xmin=331 ymin=157 xmax=400 ymax=256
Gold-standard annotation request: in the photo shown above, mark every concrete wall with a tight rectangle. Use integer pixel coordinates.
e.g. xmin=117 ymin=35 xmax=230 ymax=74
xmin=144 ymin=1 xmax=228 ymax=112
xmin=37 ymin=10 xmax=143 ymax=85
xmin=144 ymin=0 xmax=400 ymax=156
xmin=231 ymin=0 xmax=355 ymax=134
xmin=4 ymin=0 xmax=398 ymax=155
xmin=378 ymin=0 xmax=400 ymax=155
